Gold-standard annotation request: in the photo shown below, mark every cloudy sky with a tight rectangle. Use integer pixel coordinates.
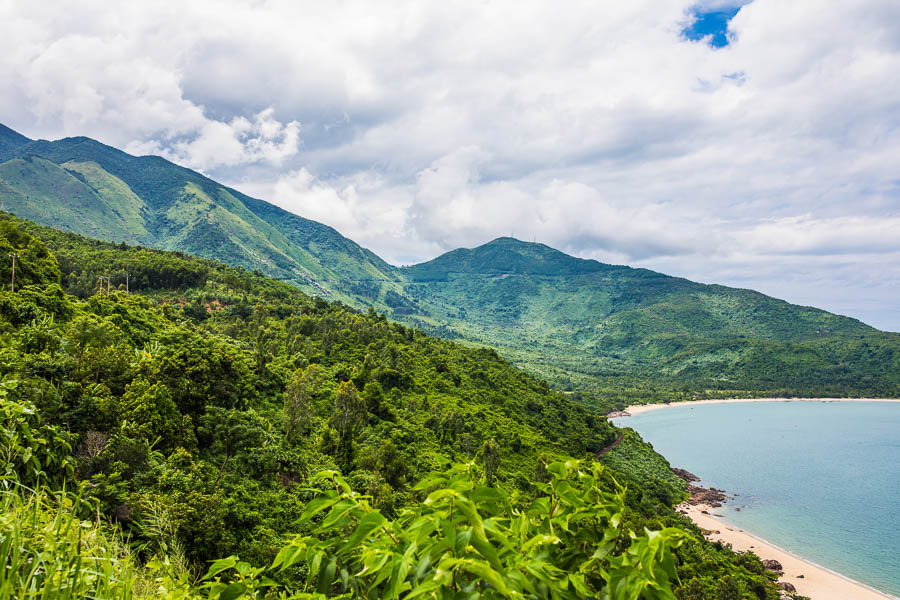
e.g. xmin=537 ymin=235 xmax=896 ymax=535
xmin=2 ymin=0 xmax=899 ymax=330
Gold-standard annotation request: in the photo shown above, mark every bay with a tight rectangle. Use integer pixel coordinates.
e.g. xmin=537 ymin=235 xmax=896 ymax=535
xmin=613 ymin=401 xmax=900 ymax=597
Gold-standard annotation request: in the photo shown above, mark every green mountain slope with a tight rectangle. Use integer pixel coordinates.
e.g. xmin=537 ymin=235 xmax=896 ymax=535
xmin=2 ymin=124 xmax=898 ymax=402
xmin=0 ymin=127 xmax=409 ymax=308
xmin=0 ymin=123 xmax=31 ymax=155
xmin=0 ymin=156 xmax=150 ymax=242
xmin=402 ymin=238 xmax=900 ymax=400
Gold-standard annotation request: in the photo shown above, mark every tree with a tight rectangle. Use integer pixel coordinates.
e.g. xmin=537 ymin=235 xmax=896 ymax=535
xmin=715 ymin=575 xmax=742 ymax=600
xmin=482 ymin=437 xmax=500 ymax=486
xmin=360 ymin=380 xmax=384 ymax=416
xmin=0 ymin=219 xmax=61 ymax=288
xmin=283 ymin=364 xmax=324 ymax=443
xmin=118 ymin=378 xmax=180 ymax=449
xmin=359 ymin=439 xmax=408 ymax=488
xmin=198 ymin=407 xmax=267 ymax=491
xmin=149 ymin=332 xmax=256 ymax=419
xmin=330 ymin=381 xmax=365 ymax=471
xmin=67 ymin=314 xmax=115 ymax=375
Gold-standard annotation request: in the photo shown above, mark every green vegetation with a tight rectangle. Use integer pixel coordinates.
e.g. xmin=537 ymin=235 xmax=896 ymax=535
xmin=401 ymin=238 xmax=900 ymax=406
xmin=0 ymin=125 xmax=408 ymax=308
xmin=3 ymin=125 xmax=898 ymax=406
xmin=0 ymin=213 xmax=784 ymax=598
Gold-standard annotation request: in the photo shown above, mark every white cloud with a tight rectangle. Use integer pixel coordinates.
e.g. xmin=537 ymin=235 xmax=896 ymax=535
xmin=0 ymin=4 xmax=300 ymax=172
xmin=2 ymin=0 xmax=900 ymax=329
xmin=125 ymin=108 xmax=300 ymax=172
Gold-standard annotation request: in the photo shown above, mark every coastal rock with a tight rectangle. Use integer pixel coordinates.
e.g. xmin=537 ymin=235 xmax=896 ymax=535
xmin=686 ymin=484 xmax=727 ymax=507
xmin=797 ymin=574 xmax=804 ymax=579
xmin=671 ymin=468 xmax=701 ymax=482
xmin=672 ymin=467 xmax=730 ymax=507
xmin=778 ymin=582 xmax=796 ymax=592
xmin=762 ymin=559 xmax=784 ymax=574
xmin=606 ymin=410 xmax=631 ymax=418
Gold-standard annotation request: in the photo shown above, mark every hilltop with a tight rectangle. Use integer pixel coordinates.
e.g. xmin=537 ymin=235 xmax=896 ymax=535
xmin=401 ymin=237 xmax=899 ymax=402
xmin=2 ymin=123 xmax=898 ymax=403
xmin=0 ymin=124 xmax=408 ymax=308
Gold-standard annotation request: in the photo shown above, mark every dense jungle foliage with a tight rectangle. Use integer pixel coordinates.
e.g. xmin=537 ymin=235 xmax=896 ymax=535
xmin=0 ymin=213 xmax=789 ymax=598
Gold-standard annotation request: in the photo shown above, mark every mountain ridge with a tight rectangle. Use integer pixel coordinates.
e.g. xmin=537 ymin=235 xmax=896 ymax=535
xmin=405 ymin=236 xmax=620 ymax=279
xmin=0 ymin=125 xmax=406 ymax=307
xmin=1 ymin=122 xmax=897 ymax=400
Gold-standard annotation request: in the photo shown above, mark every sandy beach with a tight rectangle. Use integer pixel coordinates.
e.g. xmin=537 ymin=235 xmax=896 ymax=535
xmin=685 ymin=504 xmax=897 ymax=599
xmin=615 ymin=398 xmax=900 ymax=599
xmin=623 ymin=397 xmax=900 ymax=416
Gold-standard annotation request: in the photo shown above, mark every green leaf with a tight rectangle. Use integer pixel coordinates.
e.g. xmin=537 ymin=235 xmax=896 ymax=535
xmin=339 ymin=511 xmax=387 ymax=555
xmin=203 ymin=556 xmax=238 ymax=580
xmin=298 ymin=492 xmax=340 ymax=524
xmin=521 ymin=533 xmax=560 ymax=553
xmin=317 ymin=557 xmax=338 ymax=594
xmin=454 ymin=498 xmax=487 ymax=543
xmin=217 ymin=582 xmax=248 ymax=600
xmin=423 ymin=488 xmax=461 ymax=505
xmin=320 ymin=499 xmax=358 ymax=529
xmin=459 ymin=559 xmax=511 ymax=597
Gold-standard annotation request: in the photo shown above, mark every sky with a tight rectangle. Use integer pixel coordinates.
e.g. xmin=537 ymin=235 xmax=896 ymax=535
xmin=1 ymin=1 xmax=899 ymax=331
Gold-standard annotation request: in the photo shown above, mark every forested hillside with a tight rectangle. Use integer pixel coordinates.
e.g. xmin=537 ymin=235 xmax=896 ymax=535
xmin=3 ymin=123 xmax=897 ymax=404
xmin=403 ymin=238 xmax=900 ymax=402
xmin=0 ymin=213 xmax=784 ymax=599
xmin=0 ymin=123 xmax=409 ymax=309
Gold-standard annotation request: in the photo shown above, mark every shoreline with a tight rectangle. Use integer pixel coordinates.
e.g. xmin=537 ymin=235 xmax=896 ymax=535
xmin=611 ymin=400 xmax=900 ymax=599
xmin=619 ymin=397 xmax=900 ymax=416
xmin=685 ymin=503 xmax=897 ymax=600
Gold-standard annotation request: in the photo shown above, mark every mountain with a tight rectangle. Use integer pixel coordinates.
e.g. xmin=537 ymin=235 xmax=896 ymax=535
xmin=0 ymin=123 xmax=31 ymax=155
xmin=403 ymin=237 xmax=900 ymax=400
xmin=2 ymin=123 xmax=898 ymax=401
xmin=0 ymin=125 xmax=408 ymax=307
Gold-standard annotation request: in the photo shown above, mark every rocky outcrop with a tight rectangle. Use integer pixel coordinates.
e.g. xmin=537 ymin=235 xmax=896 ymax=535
xmin=671 ymin=468 xmax=700 ymax=482
xmin=671 ymin=467 xmax=729 ymax=507
xmin=777 ymin=581 xmax=796 ymax=592
xmin=686 ymin=485 xmax=728 ymax=507
xmin=763 ymin=559 xmax=784 ymax=574
xmin=606 ymin=410 xmax=631 ymax=418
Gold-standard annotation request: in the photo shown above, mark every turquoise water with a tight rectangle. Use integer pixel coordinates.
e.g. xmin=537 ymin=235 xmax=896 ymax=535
xmin=613 ymin=401 xmax=900 ymax=597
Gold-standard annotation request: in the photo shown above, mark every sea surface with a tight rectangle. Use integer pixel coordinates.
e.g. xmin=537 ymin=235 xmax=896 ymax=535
xmin=612 ymin=401 xmax=900 ymax=597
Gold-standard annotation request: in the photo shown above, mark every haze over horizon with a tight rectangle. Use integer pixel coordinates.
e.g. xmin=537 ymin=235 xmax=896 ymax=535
xmin=2 ymin=0 xmax=899 ymax=331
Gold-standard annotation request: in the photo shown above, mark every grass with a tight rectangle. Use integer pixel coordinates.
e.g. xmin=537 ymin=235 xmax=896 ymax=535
xmin=0 ymin=478 xmax=200 ymax=600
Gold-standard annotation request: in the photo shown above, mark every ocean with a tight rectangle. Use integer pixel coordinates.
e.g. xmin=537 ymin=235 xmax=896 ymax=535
xmin=612 ymin=401 xmax=900 ymax=597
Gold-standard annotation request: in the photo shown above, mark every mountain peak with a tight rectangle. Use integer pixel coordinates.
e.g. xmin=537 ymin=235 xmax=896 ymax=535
xmin=405 ymin=237 xmax=613 ymax=280
xmin=0 ymin=123 xmax=33 ymax=159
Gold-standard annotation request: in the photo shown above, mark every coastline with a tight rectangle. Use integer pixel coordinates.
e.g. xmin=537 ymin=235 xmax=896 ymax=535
xmin=612 ymin=399 xmax=900 ymax=599
xmin=685 ymin=504 xmax=897 ymax=600
xmin=621 ymin=397 xmax=900 ymax=416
